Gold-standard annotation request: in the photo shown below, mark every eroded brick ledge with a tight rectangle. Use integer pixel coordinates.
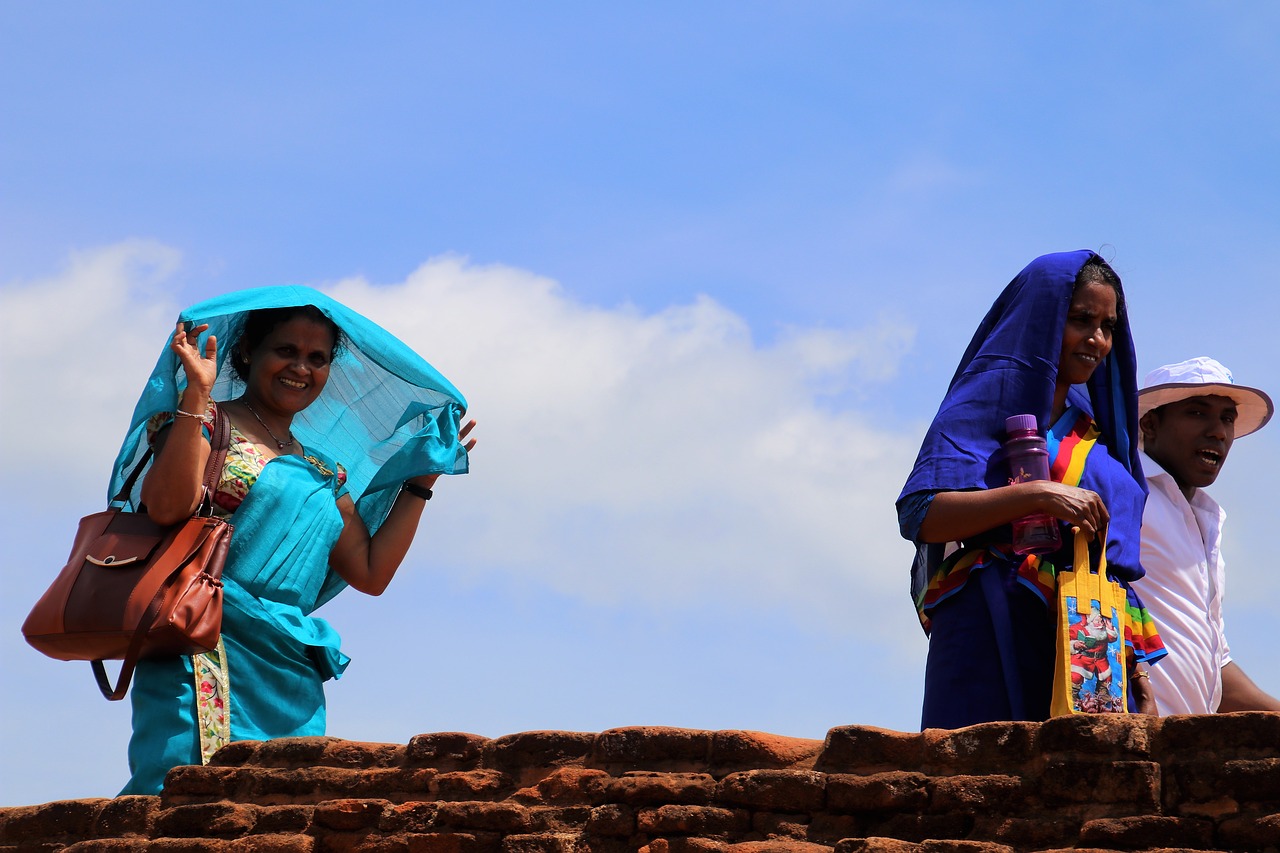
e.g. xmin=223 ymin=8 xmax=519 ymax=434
xmin=4 ymin=715 xmax=1280 ymax=852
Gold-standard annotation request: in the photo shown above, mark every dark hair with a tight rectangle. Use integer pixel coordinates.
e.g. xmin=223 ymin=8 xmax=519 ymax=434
xmin=229 ymin=305 xmax=344 ymax=382
xmin=1074 ymin=258 xmax=1125 ymax=317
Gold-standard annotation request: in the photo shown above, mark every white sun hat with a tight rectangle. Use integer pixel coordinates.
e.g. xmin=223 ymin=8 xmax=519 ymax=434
xmin=1138 ymin=357 xmax=1274 ymax=438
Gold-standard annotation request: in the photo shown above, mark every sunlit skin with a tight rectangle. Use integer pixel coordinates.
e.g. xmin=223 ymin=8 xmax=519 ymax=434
xmin=1052 ymin=282 xmax=1117 ymax=420
xmin=234 ymin=316 xmax=336 ymax=439
xmin=1140 ymin=395 xmax=1236 ymax=502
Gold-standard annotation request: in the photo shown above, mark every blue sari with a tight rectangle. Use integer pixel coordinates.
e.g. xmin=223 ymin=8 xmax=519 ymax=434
xmin=896 ymin=251 xmax=1162 ymax=728
xmin=116 ymin=286 xmax=469 ymax=794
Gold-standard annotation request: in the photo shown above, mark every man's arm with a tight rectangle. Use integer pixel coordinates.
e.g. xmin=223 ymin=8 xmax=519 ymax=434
xmin=1217 ymin=661 xmax=1280 ymax=712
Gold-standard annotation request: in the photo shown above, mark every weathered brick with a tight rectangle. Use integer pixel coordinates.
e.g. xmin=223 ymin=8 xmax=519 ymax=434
xmin=523 ymin=806 xmax=593 ymax=834
xmin=1038 ymin=758 xmax=1160 ymax=808
xmin=321 ymin=741 xmax=404 ymax=769
xmin=833 ymin=838 xmax=921 ymax=853
xmin=434 ymin=770 xmax=513 ymax=801
xmin=500 ymin=832 xmax=583 ymax=852
xmin=584 ymin=804 xmax=634 ymax=838
xmin=433 ymin=802 xmax=533 ymax=833
xmin=807 ymin=812 xmax=864 ymax=844
xmin=1222 ymin=758 xmax=1280 ymax=803
xmin=483 ymin=733 xmax=595 ymax=777
xmin=1038 ymin=713 xmax=1154 ymax=758
xmin=923 ymin=723 xmax=1038 ymax=775
xmin=407 ymin=733 xmax=489 ymax=769
xmin=225 ymin=833 xmax=316 ymax=852
xmin=825 ymin=772 xmax=928 ymax=813
xmin=1157 ymin=712 xmax=1280 ymax=759
xmin=635 ymin=805 xmax=748 ymax=836
xmin=749 ymin=809 xmax=811 ymax=839
xmin=208 ymin=740 xmax=261 ymax=767
xmin=715 ymin=770 xmax=825 ymax=812
xmin=928 ymin=775 xmax=1025 ymax=813
xmin=249 ymin=737 xmax=336 ymax=768
xmin=313 ymin=799 xmax=389 ymax=831
xmin=154 ymin=802 xmax=257 ymax=837
xmin=971 ymin=814 xmax=1074 ymax=848
xmin=512 ymin=768 xmax=610 ymax=806
xmin=1218 ymin=811 xmax=1280 ymax=849
xmin=0 ymin=799 xmax=105 ymax=844
xmin=605 ymin=773 xmax=716 ymax=806
xmin=862 ymin=812 xmax=973 ymax=844
xmin=1078 ymin=814 xmax=1213 ymax=847
xmin=401 ymin=831 xmax=495 ymax=853
xmin=253 ymin=804 xmax=315 ymax=834
xmin=591 ymin=728 xmax=714 ymax=772
xmin=817 ymin=726 xmax=924 ymax=773
xmin=164 ymin=765 xmax=237 ymax=798
xmin=731 ymin=842 xmax=830 ymax=853
xmin=707 ymin=731 xmax=823 ymax=774
xmin=92 ymin=795 xmax=159 ymax=838
xmin=384 ymin=802 xmax=440 ymax=833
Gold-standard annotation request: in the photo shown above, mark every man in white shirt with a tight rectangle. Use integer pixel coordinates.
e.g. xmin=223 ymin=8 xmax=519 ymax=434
xmin=1138 ymin=357 xmax=1280 ymax=714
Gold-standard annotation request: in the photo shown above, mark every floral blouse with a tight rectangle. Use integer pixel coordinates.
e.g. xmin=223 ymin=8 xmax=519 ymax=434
xmin=146 ymin=400 xmax=347 ymax=518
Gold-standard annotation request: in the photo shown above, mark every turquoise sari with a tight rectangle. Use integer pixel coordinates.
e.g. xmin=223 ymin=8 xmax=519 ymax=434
xmin=116 ymin=286 xmax=469 ymax=795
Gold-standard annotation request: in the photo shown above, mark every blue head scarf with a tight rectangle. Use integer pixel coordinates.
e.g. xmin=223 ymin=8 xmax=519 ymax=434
xmin=109 ymin=286 xmax=470 ymax=544
xmin=898 ymin=250 xmax=1147 ymax=588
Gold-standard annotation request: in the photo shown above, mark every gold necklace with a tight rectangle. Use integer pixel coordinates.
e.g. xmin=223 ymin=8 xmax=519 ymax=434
xmin=242 ymin=399 xmax=295 ymax=450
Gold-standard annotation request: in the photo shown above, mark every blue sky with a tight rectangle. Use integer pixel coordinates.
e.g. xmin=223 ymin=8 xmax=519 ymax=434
xmin=3 ymin=3 xmax=1280 ymax=806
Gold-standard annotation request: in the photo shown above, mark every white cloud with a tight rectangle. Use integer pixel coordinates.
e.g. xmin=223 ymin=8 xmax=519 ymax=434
xmin=0 ymin=240 xmax=184 ymax=503
xmin=325 ymin=255 xmax=921 ymax=628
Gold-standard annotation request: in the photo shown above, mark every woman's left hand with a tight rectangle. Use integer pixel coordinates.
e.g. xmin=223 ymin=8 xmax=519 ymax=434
xmin=407 ymin=418 xmax=478 ymax=492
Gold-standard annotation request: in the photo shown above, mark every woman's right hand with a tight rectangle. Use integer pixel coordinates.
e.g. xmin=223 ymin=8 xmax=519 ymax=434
xmin=1026 ymin=481 xmax=1109 ymax=542
xmin=171 ymin=322 xmax=218 ymax=399
xmin=919 ymin=480 xmax=1108 ymax=544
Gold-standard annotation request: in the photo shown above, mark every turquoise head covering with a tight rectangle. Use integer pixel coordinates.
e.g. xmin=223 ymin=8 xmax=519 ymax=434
xmin=109 ymin=285 xmax=470 ymax=549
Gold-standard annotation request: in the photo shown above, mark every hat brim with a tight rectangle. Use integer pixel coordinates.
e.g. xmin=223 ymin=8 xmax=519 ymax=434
xmin=1138 ymin=382 xmax=1274 ymax=439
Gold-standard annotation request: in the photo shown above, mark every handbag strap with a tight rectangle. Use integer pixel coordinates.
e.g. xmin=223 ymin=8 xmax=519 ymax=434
xmin=113 ymin=405 xmax=232 ymax=511
xmin=93 ymin=546 xmax=216 ymax=700
xmin=93 ymin=408 xmax=232 ymax=701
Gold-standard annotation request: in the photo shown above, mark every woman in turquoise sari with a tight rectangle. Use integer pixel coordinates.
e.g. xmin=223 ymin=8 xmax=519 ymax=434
xmin=115 ymin=287 xmax=475 ymax=795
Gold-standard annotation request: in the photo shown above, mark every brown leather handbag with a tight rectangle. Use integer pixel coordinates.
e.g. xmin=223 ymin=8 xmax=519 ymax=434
xmin=23 ymin=410 xmax=233 ymax=700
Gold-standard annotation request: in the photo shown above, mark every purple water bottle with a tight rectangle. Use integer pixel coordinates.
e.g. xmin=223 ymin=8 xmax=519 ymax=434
xmin=1004 ymin=414 xmax=1063 ymax=555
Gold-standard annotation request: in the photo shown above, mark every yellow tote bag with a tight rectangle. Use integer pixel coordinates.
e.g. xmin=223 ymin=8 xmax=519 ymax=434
xmin=1050 ymin=528 xmax=1129 ymax=716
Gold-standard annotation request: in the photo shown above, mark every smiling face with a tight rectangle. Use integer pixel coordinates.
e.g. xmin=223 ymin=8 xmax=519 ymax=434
xmin=1057 ymin=281 xmax=1118 ymax=390
xmin=241 ymin=315 xmax=337 ymax=417
xmin=1141 ymin=395 xmax=1238 ymax=499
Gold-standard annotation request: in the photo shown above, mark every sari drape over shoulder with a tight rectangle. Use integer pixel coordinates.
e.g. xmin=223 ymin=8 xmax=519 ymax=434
xmin=116 ymin=286 xmax=469 ymax=794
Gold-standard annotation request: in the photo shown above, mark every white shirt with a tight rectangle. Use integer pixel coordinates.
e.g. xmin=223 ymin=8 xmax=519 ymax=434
xmin=1139 ymin=454 xmax=1232 ymax=715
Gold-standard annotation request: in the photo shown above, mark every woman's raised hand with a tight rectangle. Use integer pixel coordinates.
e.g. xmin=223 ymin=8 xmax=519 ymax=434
xmin=171 ymin=322 xmax=218 ymax=398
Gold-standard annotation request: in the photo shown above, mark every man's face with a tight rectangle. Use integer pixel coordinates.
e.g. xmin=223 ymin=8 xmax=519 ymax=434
xmin=1141 ymin=395 xmax=1238 ymax=494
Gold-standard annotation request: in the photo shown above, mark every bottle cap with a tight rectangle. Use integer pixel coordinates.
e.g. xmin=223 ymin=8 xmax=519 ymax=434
xmin=1005 ymin=414 xmax=1038 ymax=434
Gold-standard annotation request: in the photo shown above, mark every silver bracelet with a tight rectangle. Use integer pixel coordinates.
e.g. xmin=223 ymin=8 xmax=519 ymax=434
xmin=175 ymin=408 xmax=213 ymax=425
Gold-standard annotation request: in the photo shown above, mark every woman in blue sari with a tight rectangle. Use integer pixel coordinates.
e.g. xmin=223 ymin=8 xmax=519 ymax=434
xmin=115 ymin=287 xmax=475 ymax=794
xmin=897 ymin=251 xmax=1163 ymax=728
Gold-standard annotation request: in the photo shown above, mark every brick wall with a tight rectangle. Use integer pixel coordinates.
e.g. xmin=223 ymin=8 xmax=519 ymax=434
xmin=4 ymin=714 xmax=1280 ymax=852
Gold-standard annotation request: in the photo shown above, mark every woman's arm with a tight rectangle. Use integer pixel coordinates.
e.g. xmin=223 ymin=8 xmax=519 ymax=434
xmin=328 ymin=419 xmax=477 ymax=595
xmin=139 ymin=323 xmax=219 ymax=525
xmin=918 ymin=480 xmax=1109 ymax=544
